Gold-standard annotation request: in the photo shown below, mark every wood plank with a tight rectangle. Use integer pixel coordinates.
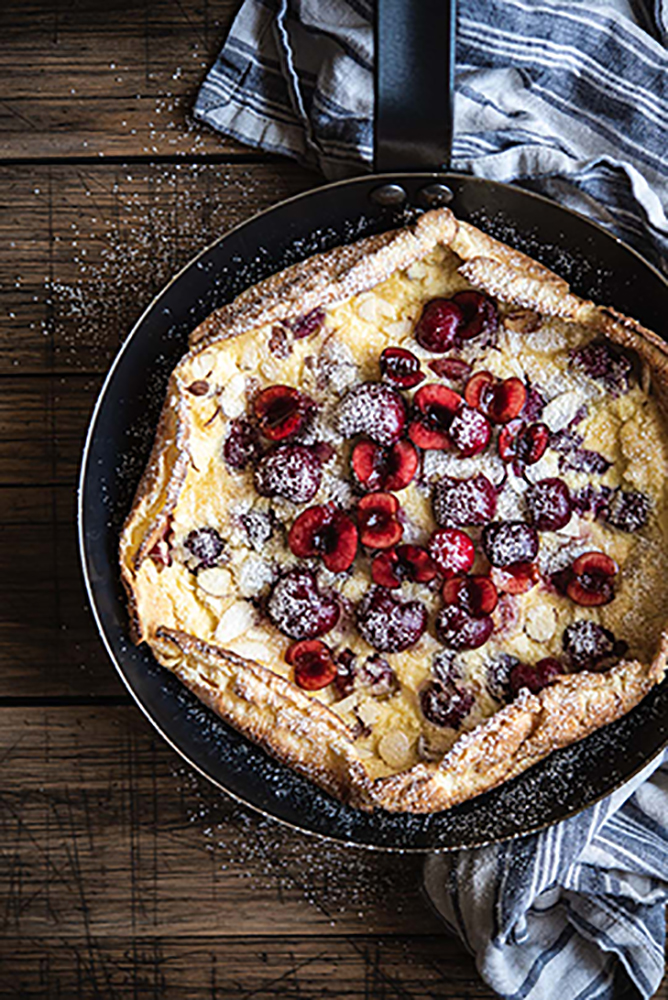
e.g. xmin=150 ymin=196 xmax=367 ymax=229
xmin=0 ymin=707 xmax=443 ymax=939
xmin=0 ymin=486 xmax=122 ymax=697
xmin=0 ymin=935 xmax=494 ymax=999
xmin=0 ymin=0 xmax=249 ymax=160
xmin=0 ymin=161 xmax=317 ymax=375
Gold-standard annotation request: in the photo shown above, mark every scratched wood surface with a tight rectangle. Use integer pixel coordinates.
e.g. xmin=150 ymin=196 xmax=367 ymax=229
xmin=0 ymin=2 xmax=666 ymax=998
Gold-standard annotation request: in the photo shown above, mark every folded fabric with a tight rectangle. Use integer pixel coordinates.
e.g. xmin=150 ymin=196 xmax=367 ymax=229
xmin=425 ymin=751 xmax=668 ymax=999
xmin=194 ymin=2 xmax=668 ymax=995
xmin=194 ymin=0 xmax=668 ymax=270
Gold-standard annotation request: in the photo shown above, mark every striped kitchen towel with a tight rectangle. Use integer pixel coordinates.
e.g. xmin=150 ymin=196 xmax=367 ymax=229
xmin=194 ymin=0 xmax=668 ymax=272
xmin=195 ymin=2 xmax=668 ymax=996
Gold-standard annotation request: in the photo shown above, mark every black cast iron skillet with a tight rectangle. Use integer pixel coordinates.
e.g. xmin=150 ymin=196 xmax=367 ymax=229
xmin=79 ymin=0 xmax=668 ymax=850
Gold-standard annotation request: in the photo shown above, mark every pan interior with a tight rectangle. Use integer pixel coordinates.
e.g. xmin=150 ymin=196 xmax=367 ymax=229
xmin=79 ymin=173 xmax=668 ymax=850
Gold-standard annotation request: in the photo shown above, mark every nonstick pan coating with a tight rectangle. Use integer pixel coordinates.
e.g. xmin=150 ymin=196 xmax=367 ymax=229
xmin=79 ymin=173 xmax=668 ymax=851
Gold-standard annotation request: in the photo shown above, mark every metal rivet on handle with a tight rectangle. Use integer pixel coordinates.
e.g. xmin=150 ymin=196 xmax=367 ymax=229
xmin=418 ymin=183 xmax=454 ymax=208
xmin=370 ymin=183 xmax=407 ymax=207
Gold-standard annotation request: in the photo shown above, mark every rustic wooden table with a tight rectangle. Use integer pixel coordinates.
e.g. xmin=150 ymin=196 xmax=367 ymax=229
xmin=1 ymin=3 xmax=665 ymax=998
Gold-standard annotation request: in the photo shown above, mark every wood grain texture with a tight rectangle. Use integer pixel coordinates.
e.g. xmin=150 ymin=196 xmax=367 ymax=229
xmin=0 ymin=706 xmax=442 ymax=939
xmin=0 ymin=161 xmax=317 ymax=375
xmin=0 ymin=0 xmax=247 ymax=160
xmin=0 ymin=936 xmax=495 ymax=1000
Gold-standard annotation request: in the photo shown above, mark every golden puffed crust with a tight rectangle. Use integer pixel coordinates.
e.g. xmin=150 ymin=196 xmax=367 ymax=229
xmin=119 ymin=207 xmax=668 ymax=814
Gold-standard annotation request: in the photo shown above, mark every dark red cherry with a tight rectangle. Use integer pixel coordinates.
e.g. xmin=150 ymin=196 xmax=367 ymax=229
xmin=464 ymin=370 xmax=495 ymax=409
xmin=428 ymin=357 xmax=473 ymax=381
xmin=267 ymin=569 xmax=340 ymax=640
xmin=357 ymin=492 xmax=403 ymax=549
xmin=420 ymin=681 xmax=474 ymax=729
xmin=289 ymin=308 xmax=325 ymax=339
xmin=254 ymin=385 xmax=315 ymax=442
xmin=288 ymin=504 xmax=358 ymax=573
xmin=570 ymin=341 xmax=632 ymax=396
xmin=223 ymin=418 xmax=261 ymax=470
xmin=433 ymin=474 xmax=497 ymax=527
xmin=527 ymin=478 xmax=572 ymax=531
xmin=357 ymin=587 xmax=428 ymax=653
xmin=254 ymin=444 xmax=322 ymax=504
xmin=286 ymin=640 xmax=337 ymax=690
xmin=414 ymin=298 xmax=463 ymax=352
xmin=447 ymin=405 xmax=491 ymax=457
xmin=442 ymin=574 xmax=498 ymax=617
xmin=603 ymin=489 xmax=650 ymax=533
xmin=451 ymin=290 xmax=499 ymax=341
xmin=380 ymin=347 xmax=424 ymax=388
xmin=184 ymin=527 xmax=225 ymax=569
xmin=338 ymin=382 xmax=407 ymax=446
xmin=509 ymin=658 xmax=564 ymax=697
xmin=566 ymin=551 xmax=617 ymax=607
xmin=482 ymin=522 xmax=539 ymax=567
xmin=371 ymin=545 xmax=436 ymax=588
xmin=562 ymin=620 xmax=619 ymax=672
xmin=351 ymin=438 xmax=418 ymax=492
xmin=428 ymin=528 xmax=475 ymax=577
xmin=435 ymin=604 xmax=493 ymax=650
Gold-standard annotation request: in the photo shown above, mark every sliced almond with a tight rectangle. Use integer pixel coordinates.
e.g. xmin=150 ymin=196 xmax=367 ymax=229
xmin=378 ymin=729 xmax=412 ymax=769
xmin=542 ymin=390 xmax=586 ymax=432
xmin=524 ymin=603 xmax=557 ymax=643
xmin=196 ymin=567 xmax=233 ymax=598
xmin=214 ymin=601 xmax=255 ymax=644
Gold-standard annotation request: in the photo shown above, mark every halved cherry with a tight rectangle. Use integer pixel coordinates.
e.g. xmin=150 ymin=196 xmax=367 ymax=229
xmin=464 ymin=370 xmax=495 ymax=409
xmin=408 ymin=420 xmax=451 ymax=451
xmin=357 ymin=492 xmax=403 ymax=549
xmin=254 ymin=385 xmax=315 ymax=442
xmin=428 ymin=528 xmax=475 ymax=577
xmin=566 ymin=551 xmax=617 ymax=607
xmin=415 ymin=383 xmax=462 ymax=418
xmin=351 ymin=438 xmax=418 ymax=492
xmin=442 ymin=574 xmax=498 ymax=617
xmin=519 ymin=423 xmax=549 ymax=464
xmin=371 ymin=545 xmax=436 ymax=588
xmin=448 ymin=406 xmax=491 ymax=457
xmin=452 ymin=290 xmax=499 ymax=341
xmin=491 ymin=562 xmax=538 ymax=595
xmin=286 ymin=639 xmax=337 ymax=690
xmin=289 ymin=308 xmax=325 ymax=340
xmin=436 ymin=604 xmax=494 ymax=650
xmin=509 ymin=657 xmax=564 ymax=697
xmin=288 ymin=503 xmax=358 ymax=573
xmin=428 ymin=357 xmax=473 ymax=381
xmin=380 ymin=347 xmax=424 ymax=389
xmin=414 ymin=298 xmax=463 ymax=352
xmin=487 ymin=378 xmax=527 ymax=424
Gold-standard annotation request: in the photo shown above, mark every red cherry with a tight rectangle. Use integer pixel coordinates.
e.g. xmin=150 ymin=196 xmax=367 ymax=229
xmin=408 ymin=420 xmax=451 ymax=450
xmin=351 ymin=438 xmax=418 ymax=492
xmin=442 ymin=574 xmax=498 ymax=617
xmin=380 ymin=347 xmax=425 ymax=389
xmin=428 ymin=357 xmax=473 ymax=381
xmin=415 ymin=298 xmax=463 ymax=352
xmin=448 ymin=405 xmax=491 ymax=457
xmin=566 ymin=551 xmax=617 ymax=607
xmin=288 ymin=504 xmax=358 ymax=573
xmin=289 ymin=308 xmax=325 ymax=340
xmin=436 ymin=604 xmax=494 ymax=650
xmin=509 ymin=657 xmax=564 ymax=697
xmin=254 ymin=385 xmax=314 ymax=441
xmin=357 ymin=492 xmax=403 ymax=549
xmin=464 ymin=370 xmax=495 ymax=408
xmin=286 ymin=640 xmax=337 ymax=691
xmin=371 ymin=545 xmax=436 ymax=588
xmin=428 ymin=528 xmax=475 ymax=577
xmin=487 ymin=378 xmax=527 ymax=424
xmin=452 ymin=290 xmax=499 ymax=341
xmin=491 ymin=562 xmax=538 ymax=595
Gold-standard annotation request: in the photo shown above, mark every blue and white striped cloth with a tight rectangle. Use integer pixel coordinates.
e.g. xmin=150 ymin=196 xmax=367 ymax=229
xmin=195 ymin=2 xmax=668 ymax=995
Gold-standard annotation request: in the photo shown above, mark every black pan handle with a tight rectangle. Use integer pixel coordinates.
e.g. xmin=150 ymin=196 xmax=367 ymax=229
xmin=374 ymin=0 xmax=456 ymax=172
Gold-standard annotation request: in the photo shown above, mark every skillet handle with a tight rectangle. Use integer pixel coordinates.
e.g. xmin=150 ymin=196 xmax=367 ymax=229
xmin=374 ymin=0 xmax=456 ymax=172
